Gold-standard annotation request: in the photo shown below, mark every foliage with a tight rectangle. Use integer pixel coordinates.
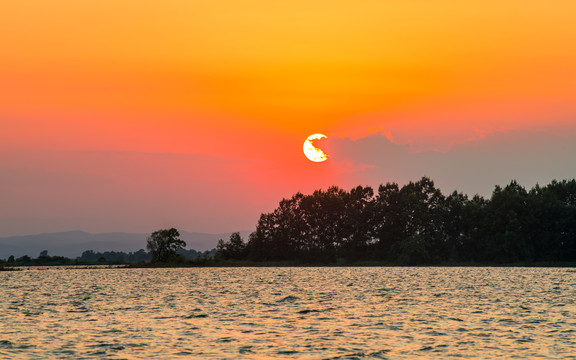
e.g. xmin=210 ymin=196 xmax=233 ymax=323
xmin=0 ymin=251 xmax=78 ymax=266
xmin=79 ymin=249 xmax=151 ymax=263
xmin=3 ymin=177 xmax=575 ymax=267
xmin=146 ymin=228 xmax=187 ymax=263
xmin=1 ymin=238 xmax=215 ymax=266
xmin=243 ymin=177 xmax=576 ymax=265
xmin=216 ymin=232 xmax=247 ymax=260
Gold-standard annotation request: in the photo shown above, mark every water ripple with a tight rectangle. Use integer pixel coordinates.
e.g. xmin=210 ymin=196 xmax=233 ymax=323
xmin=1 ymin=267 xmax=575 ymax=359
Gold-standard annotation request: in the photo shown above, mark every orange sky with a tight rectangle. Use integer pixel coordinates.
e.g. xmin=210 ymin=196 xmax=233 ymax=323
xmin=1 ymin=1 xmax=575 ymax=236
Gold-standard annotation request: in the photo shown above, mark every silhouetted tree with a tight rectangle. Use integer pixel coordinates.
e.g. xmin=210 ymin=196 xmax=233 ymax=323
xmin=248 ymin=192 xmax=308 ymax=261
xmin=339 ymin=185 xmax=376 ymax=261
xmin=440 ymin=191 xmax=469 ymax=261
xmin=242 ymin=176 xmax=576 ymax=265
xmin=17 ymin=255 xmax=31 ymax=263
xmin=79 ymin=250 xmax=98 ymax=262
xmin=527 ymin=180 xmax=576 ymax=261
xmin=374 ymin=177 xmax=444 ymax=262
xmin=216 ymin=232 xmax=247 ymax=260
xmin=483 ymin=181 xmax=532 ymax=262
xmin=299 ymin=186 xmax=349 ymax=261
xmin=373 ymin=182 xmax=403 ymax=257
xmin=146 ymin=228 xmax=186 ymax=263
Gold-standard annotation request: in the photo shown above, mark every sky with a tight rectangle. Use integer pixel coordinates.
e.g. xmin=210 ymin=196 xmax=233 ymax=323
xmin=1 ymin=0 xmax=575 ymax=237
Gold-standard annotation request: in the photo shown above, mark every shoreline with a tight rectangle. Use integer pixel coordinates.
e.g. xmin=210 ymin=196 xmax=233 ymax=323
xmin=3 ymin=261 xmax=576 ymax=271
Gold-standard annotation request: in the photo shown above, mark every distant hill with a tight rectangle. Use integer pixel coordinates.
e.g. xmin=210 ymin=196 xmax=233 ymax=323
xmin=0 ymin=230 xmax=252 ymax=259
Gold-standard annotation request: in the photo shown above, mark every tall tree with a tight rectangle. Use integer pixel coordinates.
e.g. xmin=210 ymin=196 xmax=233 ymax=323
xmin=373 ymin=182 xmax=403 ymax=258
xmin=485 ymin=181 xmax=532 ymax=262
xmin=339 ymin=185 xmax=375 ymax=260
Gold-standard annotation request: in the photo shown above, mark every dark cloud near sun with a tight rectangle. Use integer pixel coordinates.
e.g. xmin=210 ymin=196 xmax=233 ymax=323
xmin=323 ymin=129 xmax=576 ymax=197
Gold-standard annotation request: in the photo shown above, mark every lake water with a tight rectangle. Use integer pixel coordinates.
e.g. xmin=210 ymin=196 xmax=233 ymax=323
xmin=1 ymin=267 xmax=575 ymax=359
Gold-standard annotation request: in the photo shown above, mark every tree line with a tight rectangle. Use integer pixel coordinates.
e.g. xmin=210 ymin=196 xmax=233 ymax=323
xmin=3 ymin=177 xmax=575 ymax=267
xmin=0 ymin=237 xmax=214 ymax=267
xmin=217 ymin=177 xmax=576 ymax=265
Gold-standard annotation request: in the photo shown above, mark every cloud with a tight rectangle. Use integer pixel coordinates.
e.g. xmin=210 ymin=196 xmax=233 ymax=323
xmin=324 ymin=129 xmax=576 ymax=197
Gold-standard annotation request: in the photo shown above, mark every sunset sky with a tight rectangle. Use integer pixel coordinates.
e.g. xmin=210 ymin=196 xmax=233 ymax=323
xmin=1 ymin=1 xmax=575 ymax=237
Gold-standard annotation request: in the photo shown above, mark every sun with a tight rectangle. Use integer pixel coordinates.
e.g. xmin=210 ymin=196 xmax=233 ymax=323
xmin=303 ymin=134 xmax=328 ymax=162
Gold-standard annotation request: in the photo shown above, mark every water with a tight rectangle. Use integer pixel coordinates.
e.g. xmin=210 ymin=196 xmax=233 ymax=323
xmin=1 ymin=267 xmax=575 ymax=359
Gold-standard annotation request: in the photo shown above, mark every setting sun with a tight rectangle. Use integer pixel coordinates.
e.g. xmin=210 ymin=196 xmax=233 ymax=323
xmin=303 ymin=134 xmax=328 ymax=162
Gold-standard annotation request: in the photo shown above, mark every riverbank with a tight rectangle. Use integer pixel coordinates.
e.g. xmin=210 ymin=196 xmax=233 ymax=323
xmin=3 ymin=261 xmax=576 ymax=270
